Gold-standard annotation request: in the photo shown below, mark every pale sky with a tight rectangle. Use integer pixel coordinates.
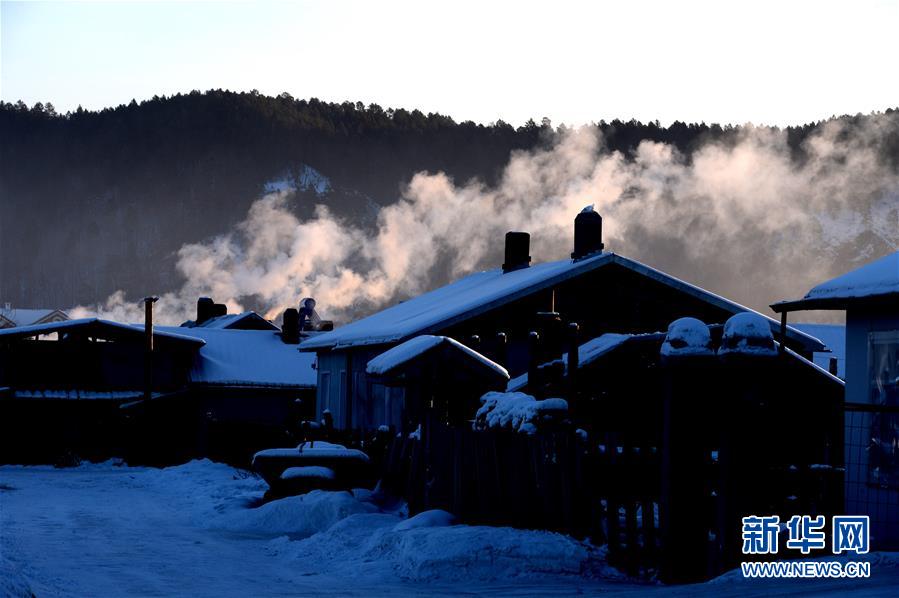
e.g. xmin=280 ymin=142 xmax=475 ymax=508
xmin=1 ymin=0 xmax=897 ymax=126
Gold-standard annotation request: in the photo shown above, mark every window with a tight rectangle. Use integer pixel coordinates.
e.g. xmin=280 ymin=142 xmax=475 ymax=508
xmin=867 ymin=331 xmax=899 ymax=489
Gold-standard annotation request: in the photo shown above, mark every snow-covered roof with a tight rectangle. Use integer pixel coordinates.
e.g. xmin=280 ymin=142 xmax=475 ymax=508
xmin=366 ymin=335 xmax=509 ymax=380
xmin=0 ymin=318 xmax=205 ymax=346
xmin=507 ymin=332 xmax=635 ymax=392
xmin=773 ymin=251 xmax=899 ymax=313
xmin=509 ymin=328 xmax=841 ymax=393
xmin=183 ymin=311 xmax=279 ymax=331
xmin=0 ymin=307 xmax=69 ymax=328
xmin=301 ymin=252 xmax=824 ymax=353
xmin=806 ymin=251 xmax=899 ymax=301
xmin=157 ymin=327 xmax=316 ymax=388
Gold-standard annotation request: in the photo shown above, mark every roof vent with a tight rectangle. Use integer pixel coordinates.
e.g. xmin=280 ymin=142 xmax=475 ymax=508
xmin=502 ymin=232 xmax=531 ymax=273
xmin=572 ymin=205 xmax=604 ymax=261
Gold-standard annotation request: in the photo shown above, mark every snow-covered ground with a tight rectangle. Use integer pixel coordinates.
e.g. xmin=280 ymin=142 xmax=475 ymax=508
xmin=1 ymin=460 xmax=897 ymax=597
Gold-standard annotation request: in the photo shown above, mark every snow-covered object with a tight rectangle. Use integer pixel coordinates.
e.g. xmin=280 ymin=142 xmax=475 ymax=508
xmin=280 ymin=466 xmax=336 ymax=481
xmin=156 ymin=326 xmax=317 ymax=387
xmin=365 ymin=335 xmax=508 ymax=379
xmin=804 ymin=250 xmax=899 ymax=301
xmin=718 ymin=312 xmax=777 ymax=356
xmin=580 ymin=204 xmax=595 ymax=214
xmin=475 ymin=392 xmax=568 ymax=433
xmin=252 ymin=442 xmax=370 ymax=465
xmin=393 ymin=509 xmax=457 ymax=532
xmin=661 ymin=317 xmax=713 ymax=357
xmin=408 ymin=424 xmax=421 ymax=440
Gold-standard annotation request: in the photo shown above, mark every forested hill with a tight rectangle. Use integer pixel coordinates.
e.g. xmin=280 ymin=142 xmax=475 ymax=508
xmin=0 ymin=89 xmax=896 ymax=310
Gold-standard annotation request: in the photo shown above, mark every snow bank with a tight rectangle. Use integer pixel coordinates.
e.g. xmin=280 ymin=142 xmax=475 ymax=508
xmin=718 ymin=312 xmax=777 ymax=356
xmin=273 ymin=511 xmax=609 ymax=583
xmin=474 ymin=391 xmax=568 ymax=433
xmin=393 ymin=509 xmax=456 ymax=531
xmin=217 ymin=490 xmax=376 ymax=537
xmin=661 ymin=317 xmax=713 ymax=357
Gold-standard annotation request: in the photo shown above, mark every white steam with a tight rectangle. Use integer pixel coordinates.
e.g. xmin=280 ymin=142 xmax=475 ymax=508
xmin=72 ymin=114 xmax=899 ymax=326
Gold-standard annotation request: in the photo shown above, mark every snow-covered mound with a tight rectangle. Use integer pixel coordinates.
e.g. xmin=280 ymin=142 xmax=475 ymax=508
xmin=393 ymin=509 xmax=456 ymax=531
xmin=216 ymin=490 xmax=377 ymax=537
xmin=273 ymin=511 xmax=610 ymax=583
xmin=718 ymin=312 xmax=777 ymax=357
xmin=661 ymin=317 xmax=713 ymax=357
xmin=474 ymin=391 xmax=568 ymax=434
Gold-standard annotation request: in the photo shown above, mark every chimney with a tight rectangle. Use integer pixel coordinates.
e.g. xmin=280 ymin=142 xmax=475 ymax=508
xmin=196 ymin=297 xmax=215 ymax=325
xmin=571 ymin=205 xmax=604 ymax=260
xmin=211 ymin=303 xmax=228 ymax=318
xmin=143 ymin=296 xmax=159 ymax=402
xmin=282 ymin=308 xmax=300 ymax=343
xmin=502 ymin=232 xmax=531 ymax=273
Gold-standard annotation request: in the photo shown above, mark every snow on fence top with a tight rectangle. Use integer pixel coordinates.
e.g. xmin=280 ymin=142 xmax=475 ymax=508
xmin=475 ymin=391 xmax=568 ymax=434
xmin=718 ymin=312 xmax=777 ymax=356
xmin=156 ymin=326 xmax=317 ymax=387
xmin=365 ymin=335 xmax=509 ymax=379
xmin=299 ymin=252 xmax=823 ymax=353
xmin=661 ymin=317 xmax=713 ymax=357
xmin=805 ymin=250 xmax=899 ymax=301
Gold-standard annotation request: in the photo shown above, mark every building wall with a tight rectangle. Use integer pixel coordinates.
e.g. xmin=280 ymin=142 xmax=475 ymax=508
xmin=844 ymin=306 xmax=899 ymax=549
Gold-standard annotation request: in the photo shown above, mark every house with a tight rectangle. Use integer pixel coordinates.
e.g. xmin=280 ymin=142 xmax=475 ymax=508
xmin=0 ymin=302 xmax=318 ymax=466
xmin=180 ymin=297 xmax=280 ymax=331
xmin=773 ymin=250 xmax=899 ymax=549
xmin=0 ymin=318 xmax=203 ymax=464
xmin=792 ymin=323 xmax=846 ymax=378
xmin=0 ymin=304 xmax=69 ymax=329
xmin=301 ymin=208 xmax=825 ymax=432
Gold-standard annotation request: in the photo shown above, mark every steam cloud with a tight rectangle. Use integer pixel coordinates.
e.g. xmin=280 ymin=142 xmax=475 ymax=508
xmin=73 ymin=113 xmax=899 ymax=327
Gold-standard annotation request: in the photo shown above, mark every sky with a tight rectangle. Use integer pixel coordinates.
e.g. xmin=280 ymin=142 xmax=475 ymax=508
xmin=1 ymin=0 xmax=897 ymax=127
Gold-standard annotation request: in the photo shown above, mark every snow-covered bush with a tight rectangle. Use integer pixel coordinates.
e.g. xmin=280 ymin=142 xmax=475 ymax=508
xmin=474 ymin=391 xmax=568 ymax=434
xmin=718 ymin=312 xmax=777 ymax=356
xmin=661 ymin=317 xmax=713 ymax=357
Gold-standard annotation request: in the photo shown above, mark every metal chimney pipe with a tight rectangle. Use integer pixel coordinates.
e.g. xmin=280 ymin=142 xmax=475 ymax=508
xmin=143 ymin=296 xmax=159 ymax=402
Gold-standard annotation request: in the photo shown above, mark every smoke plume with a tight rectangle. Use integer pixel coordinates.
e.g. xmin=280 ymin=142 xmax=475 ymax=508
xmin=73 ymin=113 xmax=899 ymax=326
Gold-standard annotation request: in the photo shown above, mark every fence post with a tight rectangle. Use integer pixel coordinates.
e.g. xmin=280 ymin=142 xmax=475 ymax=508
xmin=660 ymin=354 xmax=716 ymax=583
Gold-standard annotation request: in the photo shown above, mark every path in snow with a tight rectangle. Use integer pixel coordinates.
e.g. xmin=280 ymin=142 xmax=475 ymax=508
xmin=1 ymin=461 xmax=897 ymax=597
